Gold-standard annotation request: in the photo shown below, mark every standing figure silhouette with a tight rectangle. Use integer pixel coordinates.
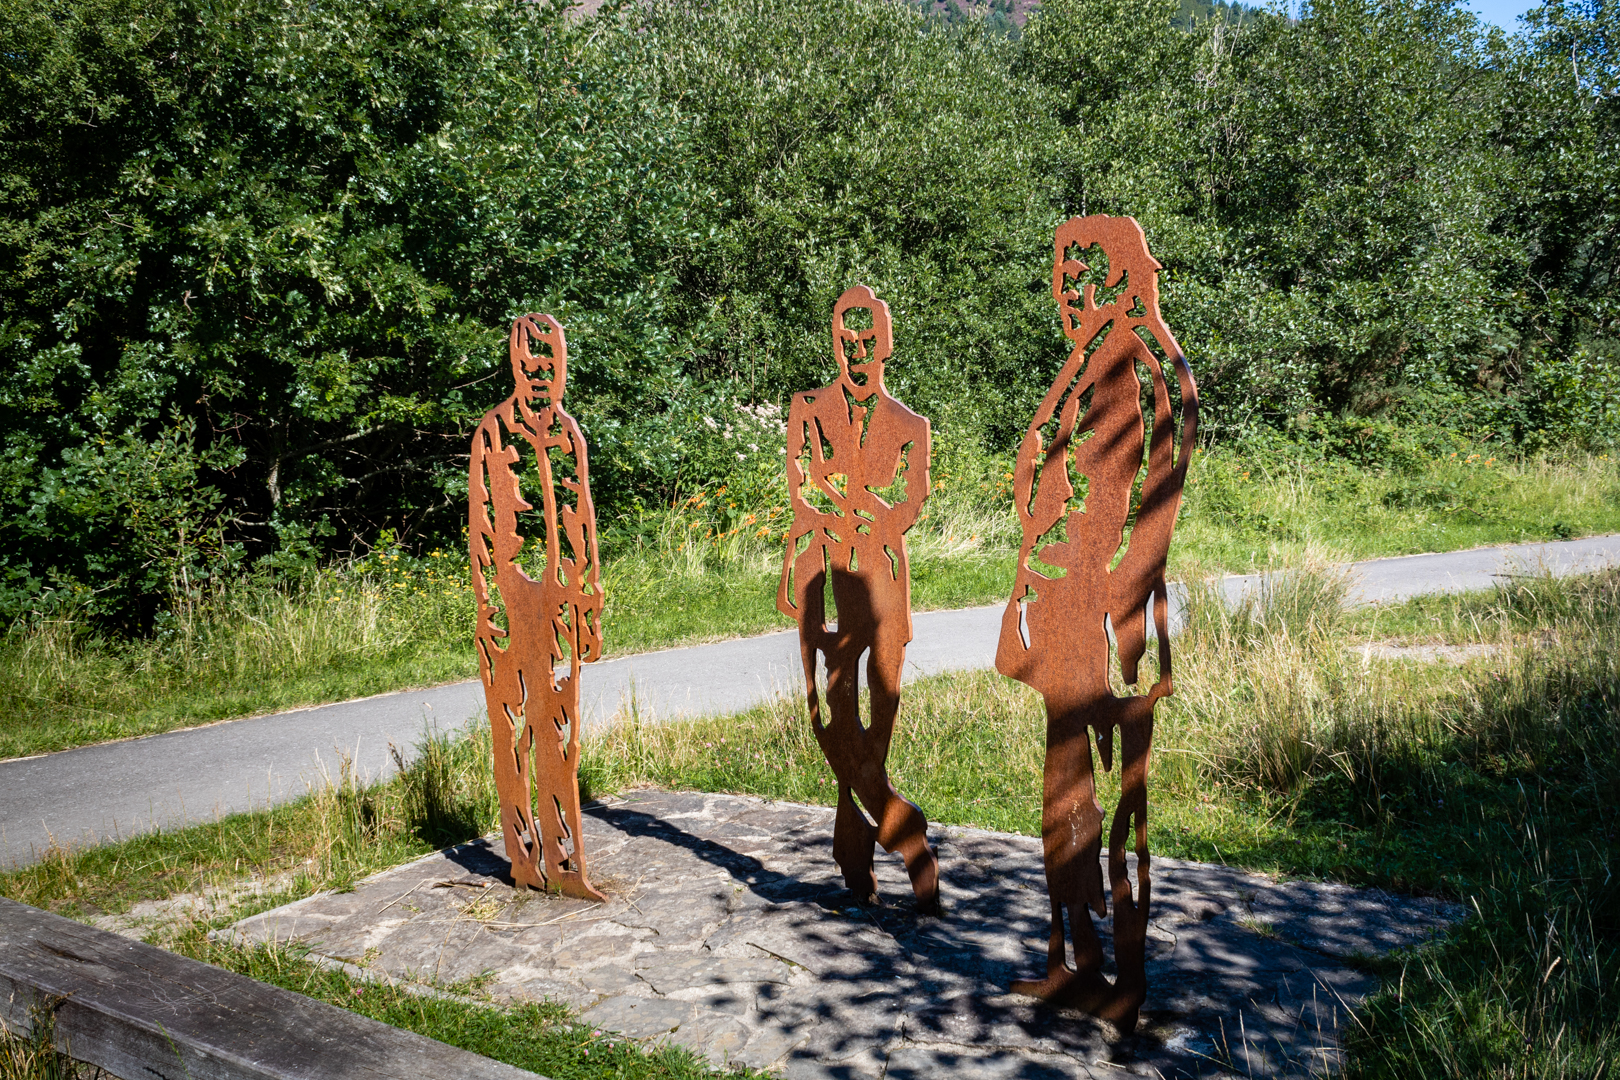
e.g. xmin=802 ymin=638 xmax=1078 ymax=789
xmin=997 ymin=217 xmax=1198 ymax=1030
xmin=470 ymin=314 xmax=605 ymax=901
xmin=778 ymin=286 xmax=939 ymax=912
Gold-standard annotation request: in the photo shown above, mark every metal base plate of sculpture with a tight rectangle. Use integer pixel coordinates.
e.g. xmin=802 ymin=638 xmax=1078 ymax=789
xmin=471 ymin=314 xmax=606 ymax=901
xmin=778 ymin=286 xmax=940 ymax=912
xmin=996 ymin=217 xmax=1199 ymax=1031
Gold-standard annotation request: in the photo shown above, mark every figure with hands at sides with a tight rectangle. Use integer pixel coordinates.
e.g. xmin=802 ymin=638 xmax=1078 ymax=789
xmin=778 ymin=286 xmax=940 ymax=912
xmin=996 ymin=217 xmax=1198 ymax=1031
xmin=470 ymin=314 xmax=605 ymax=902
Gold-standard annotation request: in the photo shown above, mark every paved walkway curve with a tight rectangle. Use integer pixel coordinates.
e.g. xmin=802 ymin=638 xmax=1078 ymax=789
xmin=3 ymin=535 xmax=1617 ymax=868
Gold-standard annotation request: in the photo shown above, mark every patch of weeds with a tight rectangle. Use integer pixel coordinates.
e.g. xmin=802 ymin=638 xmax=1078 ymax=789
xmin=0 ymin=1004 xmax=113 ymax=1080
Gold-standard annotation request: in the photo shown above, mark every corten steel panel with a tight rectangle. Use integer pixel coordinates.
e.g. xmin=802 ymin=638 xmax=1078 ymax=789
xmin=470 ymin=315 xmax=606 ymax=901
xmin=996 ymin=217 xmax=1199 ymax=1032
xmin=777 ymin=286 xmax=940 ymax=912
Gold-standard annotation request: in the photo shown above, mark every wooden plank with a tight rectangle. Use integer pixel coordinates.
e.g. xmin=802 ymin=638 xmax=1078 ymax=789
xmin=0 ymin=897 xmax=545 ymax=1080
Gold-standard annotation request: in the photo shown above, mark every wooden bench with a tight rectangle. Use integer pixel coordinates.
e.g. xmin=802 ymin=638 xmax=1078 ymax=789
xmin=0 ymin=897 xmax=544 ymax=1080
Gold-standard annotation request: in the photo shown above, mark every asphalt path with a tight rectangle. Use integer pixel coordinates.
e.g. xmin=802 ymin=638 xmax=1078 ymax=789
xmin=3 ymin=534 xmax=1617 ymax=867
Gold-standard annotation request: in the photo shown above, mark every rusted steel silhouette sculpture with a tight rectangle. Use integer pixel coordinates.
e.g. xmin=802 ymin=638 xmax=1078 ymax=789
xmin=778 ymin=286 xmax=940 ymax=912
xmin=471 ymin=314 xmax=605 ymax=902
xmin=997 ymin=217 xmax=1198 ymax=1031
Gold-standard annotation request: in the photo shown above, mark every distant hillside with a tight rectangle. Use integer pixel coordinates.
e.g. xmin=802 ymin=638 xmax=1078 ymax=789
xmin=909 ymin=0 xmax=1034 ymax=33
xmin=908 ymin=0 xmax=1259 ymax=33
xmin=1172 ymin=0 xmax=1260 ymax=28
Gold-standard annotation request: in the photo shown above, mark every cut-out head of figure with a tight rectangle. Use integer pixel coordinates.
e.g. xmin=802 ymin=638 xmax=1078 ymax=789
xmin=510 ymin=313 xmax=568 ymax=405
xmin=1051 ymin=215 xmax=1162 ymax=346
xmin=832 ymin=285 xmax=892 ymax=396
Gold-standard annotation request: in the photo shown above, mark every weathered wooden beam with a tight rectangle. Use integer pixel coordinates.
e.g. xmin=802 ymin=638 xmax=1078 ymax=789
xmin=0 ymin=897 xmax=545 ymax=1080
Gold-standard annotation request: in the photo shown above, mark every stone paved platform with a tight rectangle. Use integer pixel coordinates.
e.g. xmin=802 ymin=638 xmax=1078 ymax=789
xmin=223 ymin=790 xmax=1461 ymax=1078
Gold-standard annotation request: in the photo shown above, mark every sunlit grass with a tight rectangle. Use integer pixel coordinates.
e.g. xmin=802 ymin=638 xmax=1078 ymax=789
xmin=1176 ymin=447 xmax=1620 ymax=571
xmin=4 ymin=569 xmax=1618 ymax=1076
xmin=2 ymin=447 xmax=1614 ymax=759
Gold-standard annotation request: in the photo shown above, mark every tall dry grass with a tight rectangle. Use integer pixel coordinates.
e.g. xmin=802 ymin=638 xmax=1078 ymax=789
xmin=0 ymin=555 xmax=475 ymax=758
xmin=583 ymin=566 xmax=1620 ymax=1077
xmin=0 ymin=1009 xmax=107 ymax=1080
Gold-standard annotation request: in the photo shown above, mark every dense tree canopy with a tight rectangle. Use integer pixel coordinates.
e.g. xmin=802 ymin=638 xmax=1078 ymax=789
xmin=0 ymin=0 xmax=1615 ymax=626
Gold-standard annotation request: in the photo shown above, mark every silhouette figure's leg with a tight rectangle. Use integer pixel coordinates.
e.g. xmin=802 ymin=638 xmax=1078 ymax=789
xmin=490 ymin=669 xmax=544 ymax=891
xmin=1100 ymin=712 xmax=1153 ymax=1031
xmin=1014 ymin=700 xmax=1113 ymax=1009
xmin=509 ymin=741 xmax=545 ymax=890
xmin=832 ymin=782 xmax=879 ymax=902
xmin=796 ymin=564 xmax=879 ymax=901
xmin=855 ymin=630 xmax=939 ymax=911
xmin=821 ymin=640 xmax=880 ymax=902
xmin=531 ymin=682 xmax=605 ymax=902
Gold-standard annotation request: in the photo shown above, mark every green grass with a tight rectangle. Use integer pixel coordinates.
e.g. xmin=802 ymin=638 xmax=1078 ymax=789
xmin=2 ymin=446 xmax=1615 ymax=760
xmin=1176 ymin=446 xmax=1620 ymax=572
xmin=4 ymin=568 xmax=1618 ymax=1076
xmin=0 ymin=730 xmax=752 ymax=1080
xmin=178 ymin=935 xmax=767 ymax=1080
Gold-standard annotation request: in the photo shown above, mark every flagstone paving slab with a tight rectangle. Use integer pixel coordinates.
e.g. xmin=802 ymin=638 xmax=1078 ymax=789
xmin=222 ymin=790 xmax=1462 ymax=1077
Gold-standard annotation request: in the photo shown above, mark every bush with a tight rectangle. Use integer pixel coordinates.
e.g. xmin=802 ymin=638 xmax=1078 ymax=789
xmin=1 ymin=0 xmax=1616 ymax=630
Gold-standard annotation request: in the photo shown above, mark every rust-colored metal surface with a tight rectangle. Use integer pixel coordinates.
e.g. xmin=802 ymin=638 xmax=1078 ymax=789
xmin=777 ymin=285 xmax=940 ymax=912
xmin=470 ymin=314 xmax=605 ymax=901
xmin=997 ymin=217 xmax=1199 ymax=1031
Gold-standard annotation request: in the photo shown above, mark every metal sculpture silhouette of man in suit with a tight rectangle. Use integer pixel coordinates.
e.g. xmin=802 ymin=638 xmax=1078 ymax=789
xmin=997 ymin=217 xmax=1198 ymax=1031
xmin=470 ymin=314 xmax=605 ymax=901
xmin=778 ymin=285 xmax=940 ymax=911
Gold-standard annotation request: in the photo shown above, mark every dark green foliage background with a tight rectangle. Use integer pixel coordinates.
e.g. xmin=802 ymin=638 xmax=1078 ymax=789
xmin=1 ymin=0 xmax=1616 ymax=627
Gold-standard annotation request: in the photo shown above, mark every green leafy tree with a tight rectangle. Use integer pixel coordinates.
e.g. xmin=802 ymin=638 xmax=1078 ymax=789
xmin=0 ymin=0 xmax=706 ymax=626
xmin=640 ymin=0 xmax=1061 ymax=451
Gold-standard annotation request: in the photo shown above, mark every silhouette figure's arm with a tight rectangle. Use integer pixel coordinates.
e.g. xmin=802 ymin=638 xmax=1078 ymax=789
xmin=779 ymin=399 xmax=828 ymax=618
xmin=1106 ymin=321 xmax=1198 ymax=691
xmin=470 ymin=409 xmax=521 ymax=682
xmin=1014 ymin=350 xmax=1096 ymax=582
xmin=888 ymin=412 xmax=931 ymax=535
xmin=556 ymin=414 xmax=602 ymax=663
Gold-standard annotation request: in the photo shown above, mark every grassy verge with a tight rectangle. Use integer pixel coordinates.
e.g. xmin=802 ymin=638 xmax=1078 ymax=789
xmin=2 ymin=447 xmax=1615 ymax=760
xmin=0 ymin=730 xmax=751 ymax=1080
xmin=1176 ymin=445 xmax=1620 ymax=571
xmin=5 ymin=569 xmax=1616 ymax=1075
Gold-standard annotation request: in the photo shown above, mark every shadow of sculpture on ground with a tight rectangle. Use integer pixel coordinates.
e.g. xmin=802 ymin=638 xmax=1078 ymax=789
xmin=224 ymin=791 xmax=1459 ymax=1078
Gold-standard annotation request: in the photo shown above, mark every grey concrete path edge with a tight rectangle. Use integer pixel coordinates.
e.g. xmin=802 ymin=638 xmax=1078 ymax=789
xmin=3 ymin=533 xmax=1616 ymax=867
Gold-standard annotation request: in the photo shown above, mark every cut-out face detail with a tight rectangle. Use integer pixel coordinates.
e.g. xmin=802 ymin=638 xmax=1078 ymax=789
xmin=832 ymin=285 xmax=891 ymax=393
xmin=510 ymin=314 xmax=568 ymax=404
xmin=1051 ymin=218 xmax=1161 ymax=346
xmin=1052 ymin=246 xmax=1090 ymax=338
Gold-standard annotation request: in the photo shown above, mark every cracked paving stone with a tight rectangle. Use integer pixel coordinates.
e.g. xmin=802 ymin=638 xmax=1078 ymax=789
xmin=550 ymin=928 xmax=644 ymax=969
xmin=782 ymin=1044 xmax=892 ymax=1080
xmin=654 ymin=1010 xmax=753 ymax=1068
xmin=886 ymin=1044 xmax=1100 ymax=1079
xmin=579 ymin=995 xmax=698 ymax=1039
xmin=635 ymin=952 xmax=792 ymax=993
